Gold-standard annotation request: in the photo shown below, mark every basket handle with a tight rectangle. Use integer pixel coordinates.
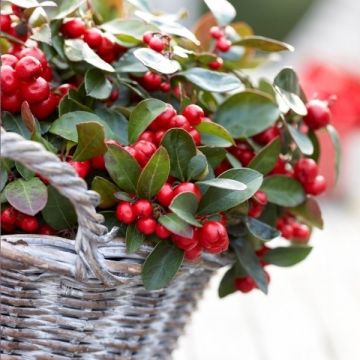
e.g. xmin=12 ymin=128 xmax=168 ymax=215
xmin=0 ymin=128 xmax=123 ymax=286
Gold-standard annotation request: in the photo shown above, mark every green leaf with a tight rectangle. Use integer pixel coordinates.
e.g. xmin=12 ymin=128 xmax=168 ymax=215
xmin=105 ymin=144 xmax=141 ymax=193
xmin=326 ymin=124 xmax=341 ymax=183
xmin=137 ymin=146 xmax=170 ymax=199
xmin=91 ymin=176 xmax=118 ymax=209
xmin=2 ymin=113 xmax=30 ymax=139
xmin=126 ymin=223 xmax=145 ymax=253
xmin=197 ymin=178 xmax=246 ymax=191
xmin=245 ymin=217 xmax=280 ymax=241
xmin=53 ymin=0 xmax=85 ymax=19
xmin=198 ymin=168 xmax=263 ymax=215
xmin=5 ymin=178 xmax=47 ymax=216
xmin=114 ymin=49 xmax=148 ymax=73
xmin=261 ymin=175 xmax=305 ymax=207
xmin=158 ymin=213 xmax=193 ymax=238
xmin=169 ymin=192 xmax=202 ymax=227
xmin=263 ymin=246 xmax=312 ymax=267
xmin=215 ymin=90 xmax=281 ymax=138
xmin=31 ymin=23 xmax=52 ymax=45
xmin=128 ymin=99 xmax=167 ymax=144
xmin=161 ymin=129 xmax=197 ymax=181
xmin=84 ymin=69 xmax=112 ymax=100
xmin=72 ymin=122 xmax=107 ymax=161
xmin=42 ymin=186 xmax=77 ymax=230
xmin=187 ymin=153 xmax=209 ymax=180
xmin=249 ymin=137 xmax=281 ymax=174
xmin=233 ymin=35 xmax=294 ymax=52
xmin=142 ymin=240 xmax=184 ymax=290
xmin=126 ymin=0 xmax=151 ymax=12
xmin=290 ymin=197 xmax=324 ymax=229
xmin=134 ymin=48 xmax=181 ymax=74
xmin=199 ymin=146 xmax=226 ymax=168
xmin=15 ymin=162 xmax=35 ymax=180
xmin=0 ymin=168 xmax=8 ymax=192
xmin=9 ymin=0 xmax=56 ymax=8
xmin=178 ymin=68 xmax=241 ymax=93
xmin=308 ymin=130 xmax=320 ymax=162
xmin=50 ymin=111 xmax=113 ymax=142
xmin=286 ymin=124 xmax=314 ymax=156
xmin=64 ymin=39 xmax=115 ymax=73
xmin=218 ymin=266 xmax=237 ymax=298
xmin=196 ymin=121 xmax=234 ymax=147
xmin=204 ymin=0 xmax=236 ymax=26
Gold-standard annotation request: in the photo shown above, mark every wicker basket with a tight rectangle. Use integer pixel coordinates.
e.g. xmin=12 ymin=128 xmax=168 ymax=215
xmin=0 ymin=129 xmax=231 ymax=359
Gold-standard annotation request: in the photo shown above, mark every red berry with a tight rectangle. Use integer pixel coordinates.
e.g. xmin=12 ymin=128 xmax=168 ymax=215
xmin=142 ymin=71 xmax=162 ymax=91
xmin=1 ymin=92 xmax=22 ymax=112
xmin=160 ymin=82 xmax=171 ymax=93
xmin=132 ymin=140 xmax=157 ymax=167
xmin=1 ymin=207 xmax=18 ymax=225
xmin=15 ymin=56 xmax=43 ymax=80
xmin=209 ymin=26 xmax=224 ymax=39
xmin=188 ymin=128 xmax=201 ymax=145
xmin=256 ymin=245 xmax=270 ymax=258
xmin=172 ymin=232 xmax=199 ymax=251
xmin=109 ymin=88 xmax=119 ymax=101
xmin=21 ymin=77 xmax=50 ymax=104
xmin=11 ymin=4 xmax=23 ymax=17
xmin=19 ymin=47 xmax=48 ymax=68
xmin=57 ymin=83 xmax=76 ymax=97
xmin=169 ymin=115 xmax=191 ymax=130
xmin=143 ymin=31 xmax=153 ymax=44
xmin=137 ymin=217 xmax=157 ymax=235
xmin=293 ymin=223 xmax=310 ymax=241
xmin=83 ymin=28 xmax=103 ymax=49
xmin=69 ymin=160 xmax=91 ymax=178
xmin=270 ymin=157 xmax=288 ymax=175
xmin=139 ymin=131 xmax=156 ymax=143
xmin=303 ymin=175 xmax=327 ymax=196
xmin=124 ymin=145 xmax=137 ymax=158
xmin=91 ymin=155 xmax=106 ymax=170
xmin=18 ymin=215 xmax=39 ymax=233
xmin=155 ymin=223 xmax=171 ymax=239
xmin=154 ymin=130 xmax=166 ymax=145
xmin=98 ymin=36 xmax=115 ymax=55
xmin=182 ymin=104 xmax=204 ymax=126
xmin=248 ymin=201 xmax=264 ymax=218
xmin=30 ymin=92 xmax=60 ymax=120
xmin=304 ymin=99 xmax=331 ymax=130
xmin=253 ymin=127 xmax=280 ymax=145
xmin=294 ymin=158 xmax=318 ymax=184
xmin=253 ymin=191 xmax=268 ymax=206
xmin=234 ymin=276 xmax=256 ymax=293
xmin=1 ymin=65 xmax=19 ymax=94
xmin=157 ymin=182 xmax=175 ymax=207
xmin=60 ymin=18 xmax=86 ymax=38
xmin=1 ymin=221 xmax=15 ymax=233
xmin=150 ymin=105 xmax=176 ymax=130
xmin=208 ymin=57 xmax=223 ymax=70
xmin=279 ymin=224 xmax=294 ymax=240
xmin=1 ymin=54 xmax=18 ymax=68
xmin=38 ymin=224 xmax=55 ymax=235
xmin=0 ymin=14 xmax=12 ymax=33
xmin=185 ymin=244 xmax=202 ymax=261
xmin=173 ymin=182 xmax=202 ymax=201
xmin=148 ymin=37 xmax=165 ymax=52
xmin=199 ymin=221 xmax=229 ymax=253
xmin=215 ymin=37 xmax=231 ymax=52
xmin=133 ymin=199 xmax=153 ymax=218
xmin=41 ymin=65 xmax=53 ymax=81
xmin=116 ymin=202 xmax=136 ymax=224
xmin=215 ymin=160 xmax=231 ymax=176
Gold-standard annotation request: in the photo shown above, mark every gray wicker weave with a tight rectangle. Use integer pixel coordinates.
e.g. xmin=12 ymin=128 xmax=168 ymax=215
xmin=0 ymin=129 xmax=231 ymax=359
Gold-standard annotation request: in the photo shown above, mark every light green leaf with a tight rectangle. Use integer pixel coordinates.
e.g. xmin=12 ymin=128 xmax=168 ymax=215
xmin=196 ymin=121 xmax=234 ymax=147
xmin=84 ymin=69 xmax=112 ymax=100
xmin=197 ymin=178 xmax=246 ymax=191
xmin=187 ymin=153 xmax=209 ymax=180
xmin=158 ymin=213 xmax=193 ymax=238
xmin=286 ymin=124 xmax=314 ymax=156
xmin=290 ymin=197 xmax=324 ymax=229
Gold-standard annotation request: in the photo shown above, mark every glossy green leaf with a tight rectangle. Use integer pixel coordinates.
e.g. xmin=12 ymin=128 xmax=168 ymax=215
xmin=326 ymin=124 xmax=341 ymax=183
xmin=245 ymin=216 xmax=280 ymax=241
xmin=215 ymin=90 xmax=280 ymax=138
xmin=84 ymin=69 xmax=112 ymax=100
xmin=0 ymin=168 xmax=8 ymax=192
xmin=196 ymin=121 xmax=234 ymax=147
xmin=158 ymin=213 xmax=193 ymax=238
xmin=291 ymin=197 xmax=324 ymax=229
xmin=169 ymin=192 xmax=202 ymax=227
xmin=42 ymin=186 xmax=77 ymax=230
xmin=5 ymin=178 xmax=47 ymax=216
xmin=178 ymin=68 xmax=241 ymax=93
xmin=31 ymin=23 xmax=52 ymax=45
xmin=161 ymin=129 xmax=197 ymax=181
xmin=199 ymin=146 xmax=227 ymax=168
xmin=126 ymin=223 xmax=145 ymax=253
xmin=142 ymin=240 xmax=184 ymax=290
xmin=15 ymin=162 xmax=35 ymax=180
xmin=197 ymin=178 xmax=246 ymax=191
xmin=114 ymin=49 xmax=148 ymax=73
xmin=263 ymin=246 xmax=312 ymax=267
xmin=53 ymin=0 xmax=85 ymax=19
xmin=2 ymin=113 xmax=30 ymax=139
xmin=233 ymin=35 xmax=294 ymax=52
xmin=286 ymin=125 xmax=314 ymax=156
xmin=134 ymin=48 xmax=181 ymax=74
xmin=204 ymin=0 xmax=236 ymax=26
xmin=137 ymin=147 xmax=170 ymax=199
xmin=91 ymin=176 xmax=119 ymax=209
xmin=249 ymin=137 xmax=281 ymax=174
xmin=128 ymin=99 xmax=167 ymax=144
xmin=187 ymin=153 xmax=209 ymax=180
xmin=261 ymin=175 xmax=305 ymax=207
xmin=104 ymin=144 xmax=141 ymax=193
xmin=73 ymin=122 xmax=107 ymax=161
xmin=198 ymin=168 xmax=263 ymax=215
xmin=218 ymin=266 xmax=237 ymax=298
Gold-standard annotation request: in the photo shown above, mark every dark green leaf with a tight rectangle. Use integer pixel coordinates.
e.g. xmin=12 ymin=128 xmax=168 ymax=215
xmin=263 ymin=245 xmax=312 ymax=267
xmin=178 ymin=68 xmax=241 ymax=92
xmin=204 ymin=0 xmax=236 ymax=26
xmin=199 ymin=146 xmax=226 ymax=168
xmin=15 ymin=162 xmax=35 ymax=180
xmin=126 ymin=223 xmax=145 ymax=253
xmin=142 ymin=240 xmax=184 ymax=290
xmin=326 ymin=124 xmax=341 ymax=183
xmin=137 ymin=146 xmax=170 ymax=199
xmin=196 ymin=121 xmax=234 ymax=147
xmin=286 ymin=125 xmax=314 ymax=156
xmin=233 ymin=36 xmax=294 ymax=52
xmin=215 ymin=90 xmax=280 ymax=138
xmin=218 ymin=266 xmax=237 ymax=298
xmin=84 ymin=69 xmax=112 ymax=100
xmin=100 ymin=210 xmax=126 ymax=237
xmin=5 ymin=178 xmax=47 ymax=216
xmin=128 ymin=99 xmax=167 ymax=144
xmin=198 ymin=168 xmax=263 ymax=215
xmin=169 ymin=192 xmax=202 ymax=227
xmin=58 ymin=95 xmax=93 ymax=115
xmin=261 ymin=175 xmax=305 ymax=207
xmin=0 ymin=168 xmax=8 ymax=192
xmin=91 ymin=176 xmax=119 ymax=209
xmin=245 ymin=216 xmax=280 ymax=241
xmin=187 ymin=153 xmax=209 ymax=180
xmin=291 ymin=197 xmax=324 ymax=229
xmin=308 ymin=130 xmax=320 ymax=162
xmin=158 ymin=213 xmax=193 ymax=238
xmin=249 ymin=137 xmax=281 ymax=174
xmin=161 ymin=129 xmax=197 ymax=181
xmin=114 ymin=49 xmax=148 ymax=73
xmin=105 ymin=144 xmax=141 ymax=193
xmin=2 ymin=113 xmax=30 ymax=139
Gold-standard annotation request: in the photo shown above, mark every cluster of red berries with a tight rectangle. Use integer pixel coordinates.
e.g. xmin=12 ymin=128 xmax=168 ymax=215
xmin=276 ymin=214 xmax=310 ymax=242
xmin=248 ymin=191 xmax=268 ymax=218
xmin=60 ymin=18 xmax=125 ymax=63
xmin=0 ymin=6 xmax=30 ymax=44
xmin=1 ymin=206 xmax=54 ymax=235
xmin=209 ymin=26 xmax=232 ymax=53
xmin=142 ymin=31 xmax=169 ymax=54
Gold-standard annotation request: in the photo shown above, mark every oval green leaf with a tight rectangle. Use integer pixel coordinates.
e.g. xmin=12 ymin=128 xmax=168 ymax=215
xmin=245 ymin=216 xmax=280 ymax=241
xmin=91 ymin=176 xmax=119 ymax=209
xmin=158 ymin=213 xmax=193 ymax=238
xmin=249 ymin=137 xmax=281 ymax=174
xmin=197 ymin=178 xmax=247 ymax=191
xmin=286 ymin=125 xmax=314 ymax=156
xmin=126 ymin=223 xmax=145 ymax=254
xmin=84 ymin=69 xmax=112 ymax=100
xmin=290 ymin=197 xmax=324 ymax=229
xmin=169 ymin=192 xmax=202 ymax=227
xmin=196 ymin=121 xmax=234 ymax=147
xmin=263 ymin=245 xmax=312 ymax=267
xmin=187 ymin=153 xmax=209 ymax=181
xmin=233 ymin=36 xmax=294 ymax=52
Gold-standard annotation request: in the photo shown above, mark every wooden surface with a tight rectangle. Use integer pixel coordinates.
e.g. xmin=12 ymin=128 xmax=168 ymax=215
xmin=174 ymin=199 xmax=360 ymax=360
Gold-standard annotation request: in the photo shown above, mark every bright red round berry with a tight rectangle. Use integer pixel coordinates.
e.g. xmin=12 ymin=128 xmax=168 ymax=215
xmin=169 ymin=115 xmax=191 ymax=130
xmin=1 ymin=207 xmax=18 ymax=225
xmin=1 ymin=92 xmax=22 ymax=112
xmin=69 ymin=160 xmax=91 ymax=178
xmin=235 ymin=276 xmax=256 ymax=293
xmin=304 ymin=99 xmax=331 ymax=130
xmin=188 ymin=128 xmax=201 ymax=145
xmin=18 ymin=215 xmax=39 ymax=233
xmin=1 ymin=65 xmax=19 ymax=94
xmin=253 ymin=127 xmax=280 ymax=145
xmin=142 ymin=71 xmax=162 ymax=91
xmin=199 ymin=221 xmax=229 ymax=253
xmin=148 ymin=37 xmax=165 ymax=52
xmin=173 ymin=182 xmax=202 ymax=202
xmin=209 ymin=26 xmax=224 ymax=39
xmin=60 ymin=18 xmax=86 ymax=38
xmin=215 ymin=37 xmax=231 ymax=52
xmin=208 ymin=57 xmax=223 ymax=70
xmin=253 ymin=191 xmax=268 ymax=206
xmin=155 ymin=223 xmax=171 ymax=239
xmin=294 ymin=158 xmax=318 ymax=184
xmin=83 ymin=28 xmax=103 ymax=49
xmin=139 ymin=131 xmax=156 ymax=143
xmin=133 ymin=140 xmax=157 ymax=167
xmin=1 ymin=54 xmax=18 ymax=68
xmin=30 ymin=93 xmax=60 ymax=120
xmin=21 ymin=77 xmax=50 ymax=104
xmin=143 ymin=31 xmax=153 ymax=44
xmin=15 ymin=56 xmax=43 ymax=80
xmin=19 ymin=47 xmax=48 ymax=68
xmin=185 ymin=244 xmax=202 ymax=261
xmin=57 ymin=83 xmax=77 ymax=97
xmin=172 ymin=232 xmax=199 ymax=251
xmin=116 ymin=202 xmax=136 ymax=224
xmin=157 ymin=182 xmax=175 ymax=207
xmin=303 ymin=175 xmax=327 ymax=196
xmin=279 ymin=223 xmax=294 ymax=240
xmin=248 ymin=201 xmax=264 ymax=218
xmin=91 ymin=155 xmax=106 ymax=170
xmin=38 ymin=224 xmax=55 ymax=235
xmin=182 ymin=104 xmax=204 ymax=126
xmin=0 ymin=14 xmax=12 ymax=33
xmin=293 ymin=223 xmax=310 ymax=241
xmin=137 ymin=217 xmax=157 ymax=235
xmin=133 ymin=199 xmax=153 ymax=218
xmin=160 ymin=82 xmax=171 ymax=93
xmin=150 ymin=105 xmax=176 ymax=130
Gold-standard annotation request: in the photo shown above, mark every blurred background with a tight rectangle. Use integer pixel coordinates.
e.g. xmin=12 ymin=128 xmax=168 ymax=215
xmin=148 ymin=0 xmax=360 ymax=359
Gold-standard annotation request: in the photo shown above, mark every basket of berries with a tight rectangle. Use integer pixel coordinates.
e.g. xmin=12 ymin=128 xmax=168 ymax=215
xmin=0 ymin=0 xmax=340 ymax=359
